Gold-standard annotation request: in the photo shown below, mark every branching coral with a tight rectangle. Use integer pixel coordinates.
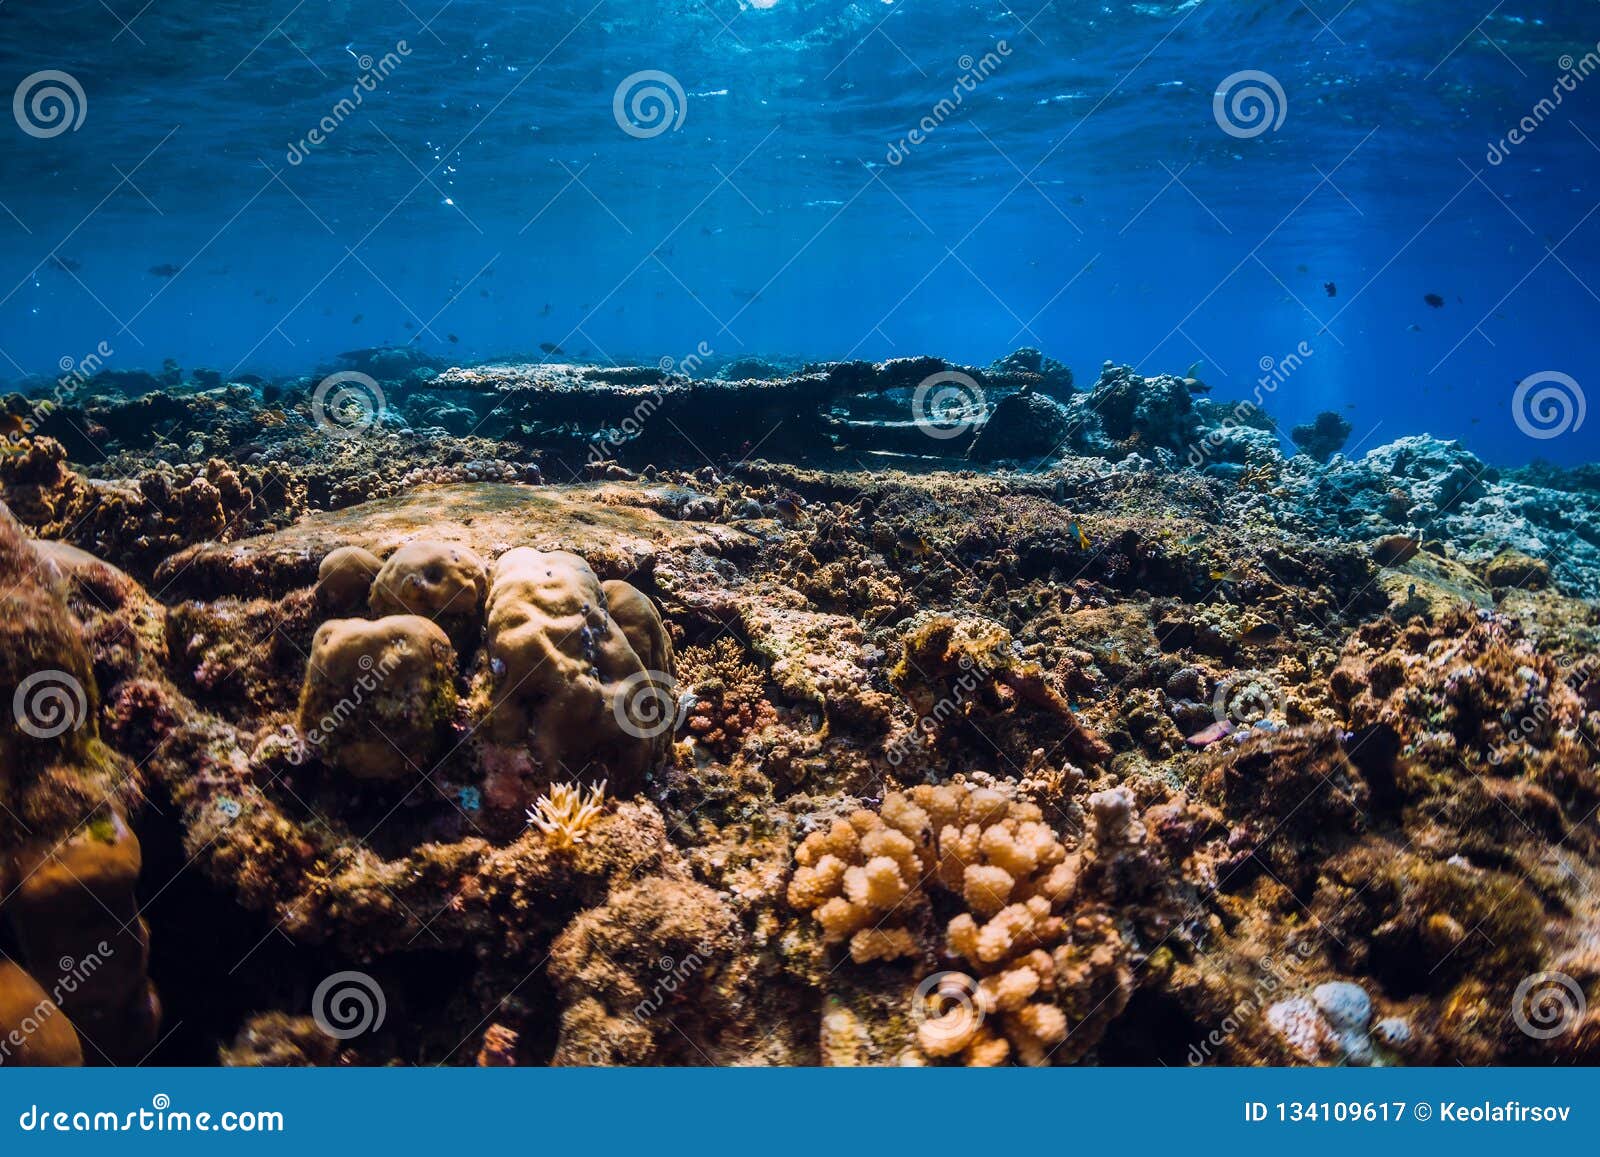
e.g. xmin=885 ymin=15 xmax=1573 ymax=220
xmin=675 ymin=637 xmax=776 ymax=759
xmin=788 ymin=778 xmax=1135 ymax=1065
xmin=526 ymin=780 xmax=608 ymax=849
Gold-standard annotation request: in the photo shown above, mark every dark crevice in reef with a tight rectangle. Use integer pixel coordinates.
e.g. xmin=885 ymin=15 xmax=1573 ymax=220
xmin=136 ymin=791 xmax=308 ymax=1065
xmin=1098 ymin=990 xmax=1205 ymax=1066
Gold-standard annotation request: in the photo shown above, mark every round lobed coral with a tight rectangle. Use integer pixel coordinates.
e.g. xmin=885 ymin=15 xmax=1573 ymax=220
xmin=315 ymin=545 xmax=382 ymax=615
xmin=297 ymin=614 xmax=459 ymax=780
xmin=368 ymin=539 xmax=489 ymax=650
xmin=481 ymin=548 xmax=674 ymax=797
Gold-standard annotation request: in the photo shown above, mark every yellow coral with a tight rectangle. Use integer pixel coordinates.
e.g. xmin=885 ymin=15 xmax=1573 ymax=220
xmin=788 ymin=776 xmax=1134 ymax=1067
xmin=526 ymin=779 xmax=608 ymax=849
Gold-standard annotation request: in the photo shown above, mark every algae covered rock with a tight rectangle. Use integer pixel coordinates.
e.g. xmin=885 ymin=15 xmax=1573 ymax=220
xmin=483 ymin=549 xmax=674 ymax=795
xmin=297 ymin=614 xmax=459 ymax=779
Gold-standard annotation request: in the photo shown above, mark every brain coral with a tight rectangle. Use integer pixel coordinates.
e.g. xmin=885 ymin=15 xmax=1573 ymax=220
xmin=483 ymin=548 xmax=674 ymax=795
xmin=297 ymin=614 xmax=459 ymax=780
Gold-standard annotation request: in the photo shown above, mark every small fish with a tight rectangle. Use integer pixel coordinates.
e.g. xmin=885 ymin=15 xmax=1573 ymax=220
xmin=1296 ymin=263 xmax=1309 ymax=273
xmin=148 ymin=263 xmax=182 ymax=278
xmin=1240 ymin=622 xmax=1281 ymax=644
xmin=457 ymin=786 xmax=482 ymax=812
xmin=48 ymin=254 xmax=82 ymax=274
xmin=895 ymin=527 xmax=929 ymax=555
xmin=1423 ymin=293 xmax=1445 ymax=308
xmin=539 ymin=342 xmax=566 ymax=356
xmin=448 ymin=333 xmax=459 ymax=344
xmin=0 ymin=413 xmax=31 ymax=438
xmin=1067 ymin=521 xmax=1091 ymax=550
xmin=1210 ymin=567 xmax=1245 ymax=583
xmin=1407 ymin=323 xmax=1422 ymax=332
xmin=773 ymin=497 xmax=803 ymax=522
xmin=1186 ymin=720 xmax=1234 ymax=748
xmin=1323 ymin=281 xmax=1337 ymax=297
xmin=540 ymin=303 xmax=552 ymax=316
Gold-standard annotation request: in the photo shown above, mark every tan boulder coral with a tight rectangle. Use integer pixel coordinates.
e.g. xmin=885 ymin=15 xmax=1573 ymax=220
xmin=8 ymin=810 xmax=161 ymax=1063
xmin=298 ymin=615 xmax=459 ymax=780
xmin=315 ymin=545 xmax=382 ymax=615
xmin=482 ymin=548 xmax=675 ymax=796
xmin=0 ymin=959 xmax=84 ymax=1066
xmin=369 ymin=540 xmax=488 ymax=650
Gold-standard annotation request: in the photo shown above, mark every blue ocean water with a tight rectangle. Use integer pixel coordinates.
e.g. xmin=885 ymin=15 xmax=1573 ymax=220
xmin=0 ymin=0 xmax=1595 ymax=465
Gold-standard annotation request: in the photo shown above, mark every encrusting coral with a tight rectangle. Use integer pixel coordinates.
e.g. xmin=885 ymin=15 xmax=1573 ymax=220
xmin=675 ymin=636 xmax=776 ymax=759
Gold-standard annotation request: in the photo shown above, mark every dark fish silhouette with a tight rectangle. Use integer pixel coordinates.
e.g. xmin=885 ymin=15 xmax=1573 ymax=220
xmin=351 ymin=314 xmax=364 ymax=324
xmin=1323 ymin=281 xmax=1337 ymax=297
xmin=448 ymin=333 xmax=459 ymax=343
xmin=48 ymin=255 xmax=82 ymax=274
xmin=540 ymin=303 xmax=552 ymax=316
xmin=539 ymin=342 xmax=565 ymax=355
xmin=148 ymin=263 xmax=182 ymax=278
xmin=1424 ymin=293 xmax=1444 ymax=308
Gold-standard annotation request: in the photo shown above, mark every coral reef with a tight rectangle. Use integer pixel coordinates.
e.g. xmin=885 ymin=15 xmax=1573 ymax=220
xmin=1 ymin=347 xmax=1595 ymax=1068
